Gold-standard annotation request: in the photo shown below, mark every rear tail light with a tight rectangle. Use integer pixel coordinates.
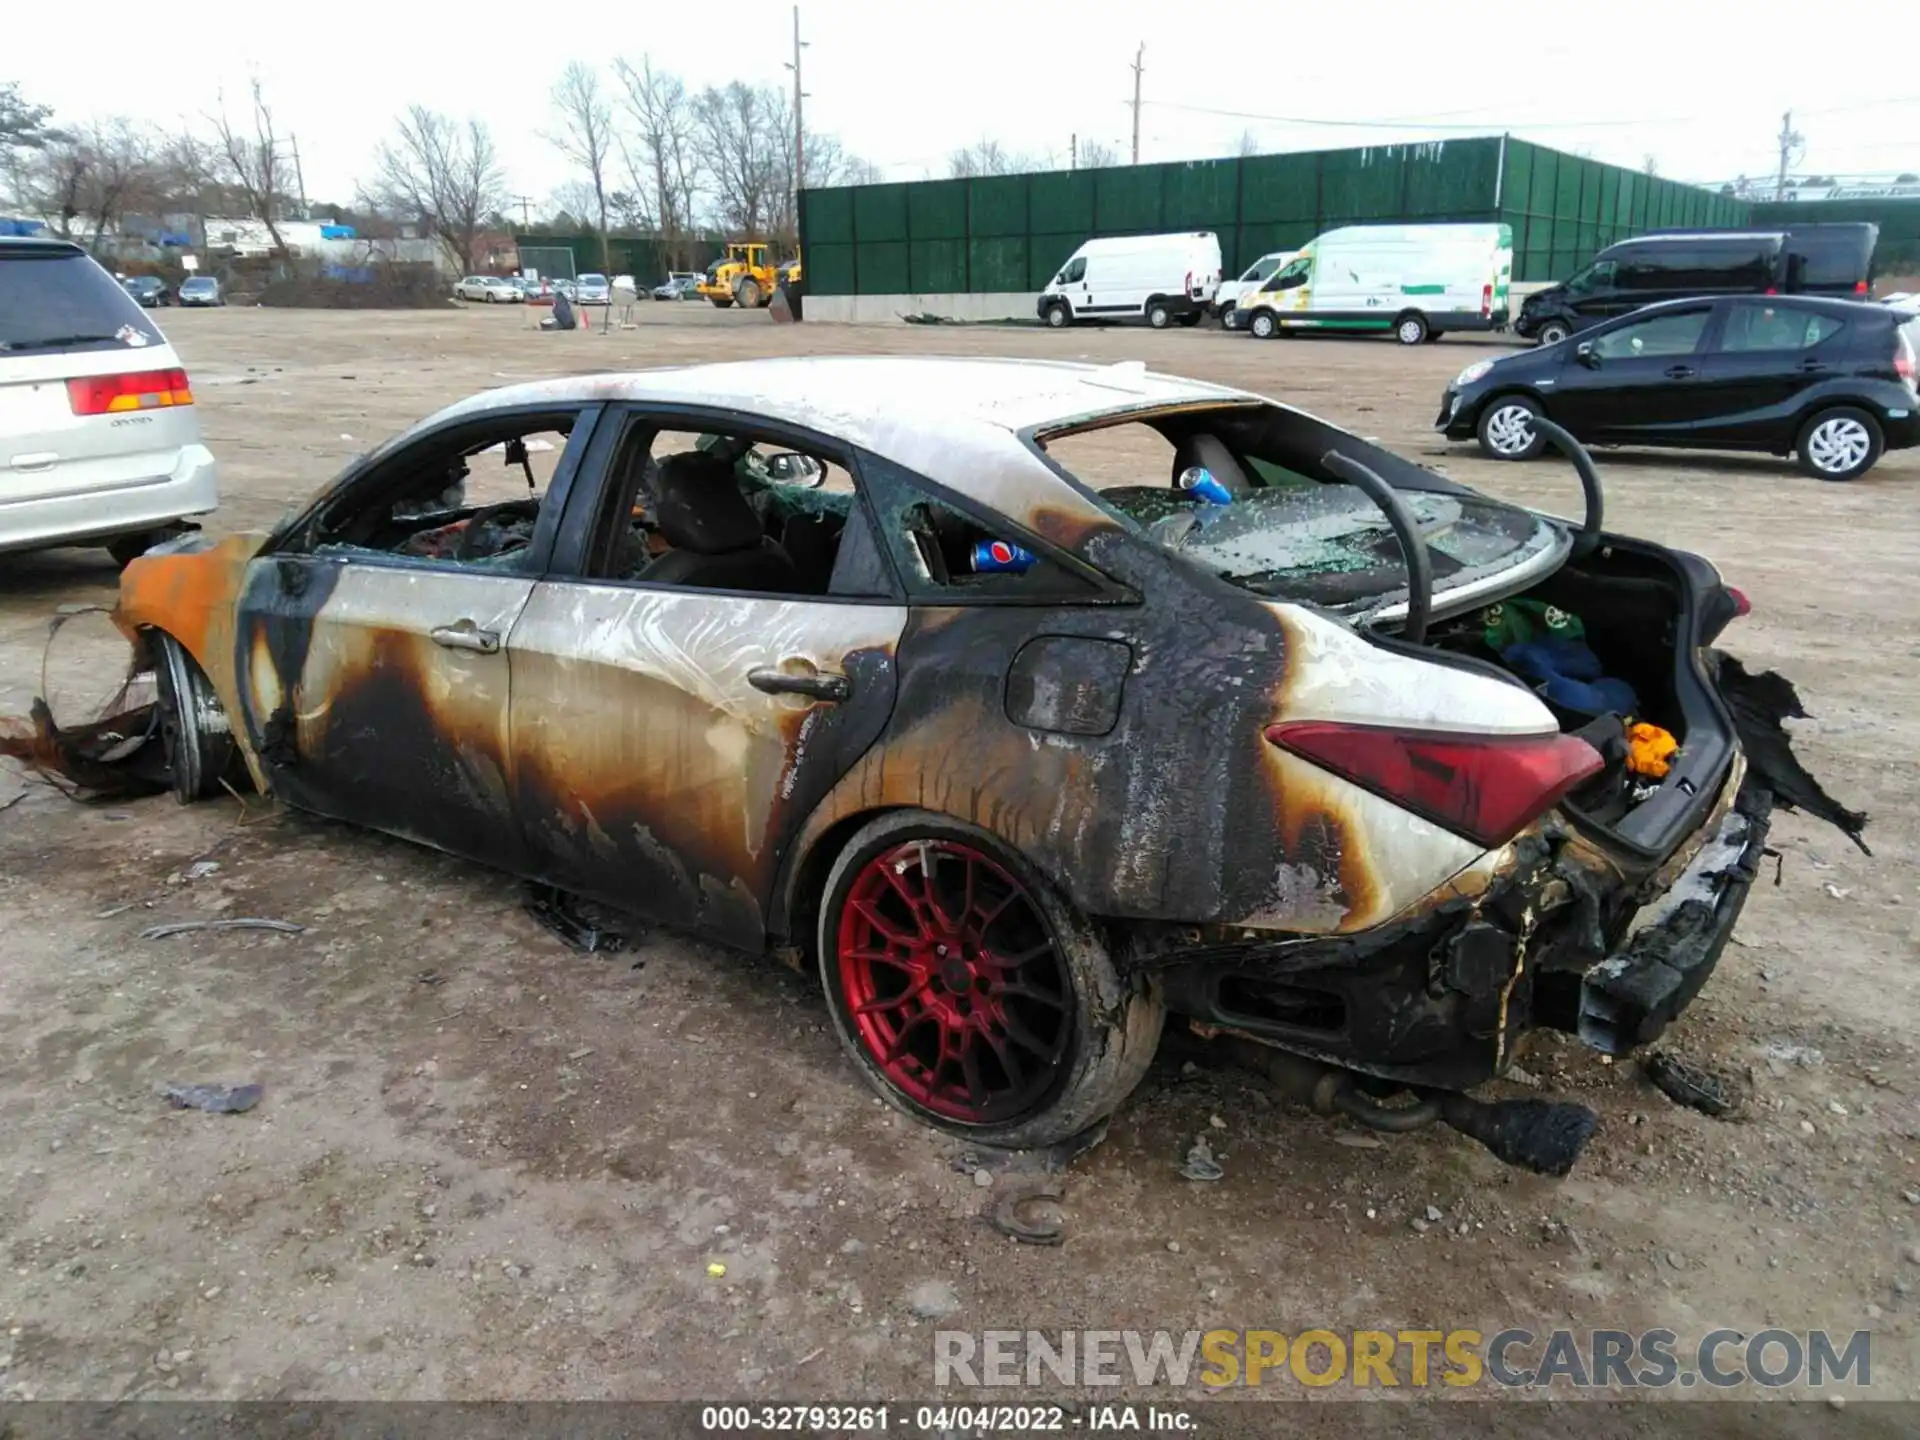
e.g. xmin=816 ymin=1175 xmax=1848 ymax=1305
xmin=1481 ymin=283 xmax=1493 ymax=317
xmin=1726 ymin=585 xmax=1752 ymax=618
xmin=67 ymin=368 xmax=193 ymax=416
xmin=1265 ymin=721 xmax=1604 ymax=849
xmin=1185 ymin=270 xmax=1195 ymax=296
xmin=1896 ymin=331 xmax=1916 ymax=390
xmin=1764 ymin=287 xmax=1778 ymax=296
xmin=1855 ymin=280 xmax=1870 ymax=295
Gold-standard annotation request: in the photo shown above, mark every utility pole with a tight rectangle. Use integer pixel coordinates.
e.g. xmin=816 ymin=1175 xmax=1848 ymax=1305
xmin=786 ymin=6 xmax=809 ymax=247
xmin=1129 ymin=43 xmax=1144 ymax=166
xmin=509 ymin=195 xmax=534 ymax=228
xmin=1071 ymin=133 xmax=1078 ymax=171
xmin=288 ymin=134 xmax=308 ymax=216
xmin=1774 ymin=110 xmax=1804 ymax=201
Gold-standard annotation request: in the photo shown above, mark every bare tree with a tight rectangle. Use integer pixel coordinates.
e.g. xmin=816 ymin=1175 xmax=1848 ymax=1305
xmin=694 ymin=82 xmax=783 ymax=240
xmin=207 ymin=79 xmax=289 ymax=252
xmin=365 ymin=106 xmax=507 ymax=274
xmin=613 ymin=58 xmax=703 ymax=267
xmin=545 ymin=180 xmax=601 ymax=230
xmin=1078 ymin=138 xmax=1121 ymax=169
xmin=1643 ymin=153 xmax=1659 ymax=177
xmin=547 ymin=61 xmax=615 ymax=273
xmin=840 ymin=157 xmax=887 ymax=186
xmin=948 ymin=139 xmax=1032 ymax=178
xmin=77 ymin=119 xmax=160 ymax=250
xmin=0 ymin=82 xmax=61 ymax=204
xmin=1235 ymin=129 xmax=1262 ymax=158
xmin=23 ymin=135 xmax=92 ymax=238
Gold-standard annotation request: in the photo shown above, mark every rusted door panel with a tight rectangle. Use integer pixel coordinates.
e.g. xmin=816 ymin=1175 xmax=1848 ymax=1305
xmin=506 ymin=583 xmax=906 ymax=947
xmin=233 ymin=557 xmax=536 ymax=871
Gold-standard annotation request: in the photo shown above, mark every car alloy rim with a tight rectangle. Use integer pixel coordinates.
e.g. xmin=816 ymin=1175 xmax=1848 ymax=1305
xmin=1808 ymin=417 xmax=1870 ymax=473
xmin=1486 ymin=404 xmax=1536 ymax=455
xmin=836 ymin=840 xmax=1072 ymax=1124
xmin=1543 ymin=326 xmax=1566 ymax=344
xmin=1400 ymin=320 xmax=1421 ymax=343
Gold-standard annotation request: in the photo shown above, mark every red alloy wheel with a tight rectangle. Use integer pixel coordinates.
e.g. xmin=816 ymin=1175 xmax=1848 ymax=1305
xmin=835 ymin=840 xmax=1074 ymax=1125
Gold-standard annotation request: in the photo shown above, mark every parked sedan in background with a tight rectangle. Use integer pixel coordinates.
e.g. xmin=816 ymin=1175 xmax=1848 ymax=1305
xmin=121 ymin=275 xmax=171 ymax=308
xmin=1440 ymin=295 xmax=1919 ymax=481
xmin=573 ymin=273 xmax=612 ymax=304
xmin=176 ymin=276 xmax=222 ymax=308
xmin=454 ymin=276 xmax=520 ymax=303
xmin=653 ymin=273 xmax=701 ymax=301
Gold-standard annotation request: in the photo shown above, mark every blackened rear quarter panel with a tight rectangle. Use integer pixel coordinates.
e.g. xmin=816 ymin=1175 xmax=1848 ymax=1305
xmin=788 ymin=540 xmax=1393 ymax=934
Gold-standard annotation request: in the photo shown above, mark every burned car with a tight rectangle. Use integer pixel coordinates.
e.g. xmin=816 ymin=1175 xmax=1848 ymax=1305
xmin=4 ymin=357 xmax=1866 ymax=1173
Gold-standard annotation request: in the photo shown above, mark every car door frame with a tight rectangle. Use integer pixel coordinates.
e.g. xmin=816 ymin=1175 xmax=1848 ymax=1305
xmin=508 ymin=400 xmax=914 ymax=947
xmin=1687 ymin=298 xmax=1852 ymax=448
xmin=229 ymin=401 xmax=606 ymax=871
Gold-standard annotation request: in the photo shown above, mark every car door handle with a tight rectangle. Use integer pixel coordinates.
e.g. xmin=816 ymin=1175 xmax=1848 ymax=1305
xmin=749 ymin=665 xmax=850 ymax=702
xmin=430 ymin=620 xmax=501 ymax=654
xmin=1664 ymin=365 xmax=1697 ymax=380
xmin=1799 ymin=359 xmax=1829 ymax=373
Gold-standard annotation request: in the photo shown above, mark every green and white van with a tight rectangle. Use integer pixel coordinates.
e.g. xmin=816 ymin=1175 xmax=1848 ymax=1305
xmin=1237 ymin=223 xmax=1513 ymax=345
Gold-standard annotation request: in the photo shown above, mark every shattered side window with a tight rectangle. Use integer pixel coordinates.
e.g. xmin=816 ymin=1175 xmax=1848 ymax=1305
xmin=885 ymin=491 xmax=1102 ymax=601
xmin=312 ymin=420 xmax=576 ymax=573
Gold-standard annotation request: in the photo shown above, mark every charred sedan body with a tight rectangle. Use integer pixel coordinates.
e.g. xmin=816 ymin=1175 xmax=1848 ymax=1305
xmin=10 ymin=357 xmax=1865 ymax=1173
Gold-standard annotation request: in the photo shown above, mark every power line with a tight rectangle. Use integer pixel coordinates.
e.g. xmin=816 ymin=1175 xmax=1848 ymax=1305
xmin=1139 ymin=99 xmax=1692 ymax=131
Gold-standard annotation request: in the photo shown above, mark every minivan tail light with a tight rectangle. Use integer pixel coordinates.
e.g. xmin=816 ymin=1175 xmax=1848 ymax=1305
xmin=66 ymin=368 xmax=193 ymax=416
xmin=1897 ymin=331 xmax=1917 ymax=391
xmin=1481 ymin=283 xmax=1492 ymax=317
xmin=1855 ymin=280 xmax=1870 ymax=295
xmin=1265 ymin=721 xmax=1604 ymax=849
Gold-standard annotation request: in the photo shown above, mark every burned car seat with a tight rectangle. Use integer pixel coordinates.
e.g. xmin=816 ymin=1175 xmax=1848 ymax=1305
xmin=637 ymin=451 xmax=799 ymax=592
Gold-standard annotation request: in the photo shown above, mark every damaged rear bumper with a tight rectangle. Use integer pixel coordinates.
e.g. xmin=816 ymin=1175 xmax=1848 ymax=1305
xmin=1577 ymin=785 xmax=1772 ymax=1056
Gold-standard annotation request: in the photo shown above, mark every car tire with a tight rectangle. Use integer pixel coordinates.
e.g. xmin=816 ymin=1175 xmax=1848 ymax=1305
xmin=1175 ymin=312 xmax=1201 ymax=327
xmin=1536 ymin=320 xmax=1572 ymax=346
xmin=152 ymin=632 xmax=238 ymax=805
xmin=1221 ymin=306 xmax=1240 ymax=330
xmin=1796 ymin=406 xmax=1883 ymax=482
xmin=710 ymin=296 xmax=733 ymax=309
xmin=1248 ymin=309 xmax=1278 ymax=340
xmin=1146 ymin=300 xmax=1172 ymax=329
xmin=736 ymin=278 xmax=763 ymax=308
xmin=1476 ymin=394 xmax=1548 ymax=461
xmin=1395 ymin=311 xmax=1429 ymax=346
xmin=1045 ymin=302 xmax=1072 ymax=329
xmin=818 ymin=811 xmax=1164 ymax=1149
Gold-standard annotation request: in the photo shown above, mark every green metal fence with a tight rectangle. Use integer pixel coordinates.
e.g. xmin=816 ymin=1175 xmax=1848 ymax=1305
xmin=512 ymin=233 xmax=726 ymax=283
xmin=1497 ymin=141 xmax=1749 ymax=282
xmin=800 ymin=136 xmax=1749 ymax=296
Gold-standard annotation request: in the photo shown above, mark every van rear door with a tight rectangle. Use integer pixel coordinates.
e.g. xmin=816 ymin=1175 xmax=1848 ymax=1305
xmin=1784 ymin=224 xmax=1878 ymax=297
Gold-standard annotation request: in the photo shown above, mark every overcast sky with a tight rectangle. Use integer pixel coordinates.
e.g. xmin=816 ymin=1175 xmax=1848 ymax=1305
xmin=11 ymin=0 xmax=1917 ymax=209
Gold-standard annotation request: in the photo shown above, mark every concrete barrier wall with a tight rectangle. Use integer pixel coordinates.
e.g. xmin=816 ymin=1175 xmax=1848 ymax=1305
xmin=806 ymin=283 xmax=1559 ymax=326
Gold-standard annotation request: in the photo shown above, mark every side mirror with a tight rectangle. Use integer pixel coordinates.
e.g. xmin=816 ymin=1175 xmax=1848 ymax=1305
xmin=1575 ymin=341 xmax=1599 ymax=369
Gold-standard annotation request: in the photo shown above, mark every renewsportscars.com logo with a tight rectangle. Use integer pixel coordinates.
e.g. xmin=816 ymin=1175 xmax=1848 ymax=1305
xmin=933 ymin=1328 xmax=1873 ymax=1390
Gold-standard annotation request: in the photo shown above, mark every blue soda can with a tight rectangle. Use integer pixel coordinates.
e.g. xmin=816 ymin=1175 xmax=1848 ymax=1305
xmin=970 ymin=538 xmax=1037 ymax=573
xmin=1178 ymin=466 xmax=1233 ymax=504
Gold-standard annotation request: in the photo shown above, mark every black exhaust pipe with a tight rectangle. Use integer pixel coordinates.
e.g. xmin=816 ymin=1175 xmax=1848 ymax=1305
xmin=1211 ymin=1035 xmax=1597 ymax=1177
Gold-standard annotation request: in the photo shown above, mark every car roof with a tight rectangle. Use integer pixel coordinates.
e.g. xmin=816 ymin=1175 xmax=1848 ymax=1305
xmin=391 ymin=357 xmax=1252 ymax=525
xmin=0 ymin=236 xmax=86 ymax=258
xmin=1622 ymin=294 xmax=1893 ymax=321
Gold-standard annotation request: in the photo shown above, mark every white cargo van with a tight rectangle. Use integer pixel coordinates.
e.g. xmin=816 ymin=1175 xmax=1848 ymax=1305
xmin=1215 ymin=250 xmax=1298 ymax=328
xmin=1038 ymin=232 xmax=1222 ymax=329
xmin=1237 ymin=223 xmax=1513 ymax=344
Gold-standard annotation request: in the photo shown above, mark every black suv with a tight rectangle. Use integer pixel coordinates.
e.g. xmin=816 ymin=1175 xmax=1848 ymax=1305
xmin=1516 ymin=224 xmax=1879 ymax=344
xmin=1439 ymin=294 xmax=1918 ymax=481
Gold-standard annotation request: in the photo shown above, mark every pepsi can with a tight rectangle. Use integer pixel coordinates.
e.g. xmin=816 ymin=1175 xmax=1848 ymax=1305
xmin=1178 ymin=466 xmax=1233 ymax=505
xmin=970 ymin=538 xmax=1036 ymax=574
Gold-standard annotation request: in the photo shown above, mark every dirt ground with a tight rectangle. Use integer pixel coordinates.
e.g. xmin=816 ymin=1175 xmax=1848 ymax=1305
xmin=2 ymin=301 xmax=1917 ymax=1411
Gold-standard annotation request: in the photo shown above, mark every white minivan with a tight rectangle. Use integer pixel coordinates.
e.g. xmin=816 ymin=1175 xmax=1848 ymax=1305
xmin=1038 ymin=232 xmax=1222 ymax=329
xmin=1236 ymin=223 xmax=1513 ymax=345
xmin=1215 ymin=250 xmax=1299 ymax=328
xmin=1 ymin=237 xmax=218 ymax=563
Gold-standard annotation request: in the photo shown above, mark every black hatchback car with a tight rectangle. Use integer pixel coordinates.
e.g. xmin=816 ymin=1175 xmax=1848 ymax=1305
xmin=1440 ymin=295 xmax=1919 ymax=481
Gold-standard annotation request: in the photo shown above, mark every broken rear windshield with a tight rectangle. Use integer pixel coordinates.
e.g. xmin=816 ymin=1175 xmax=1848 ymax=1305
xmin=1037 ymin=402 xmax=1569 ymax=619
